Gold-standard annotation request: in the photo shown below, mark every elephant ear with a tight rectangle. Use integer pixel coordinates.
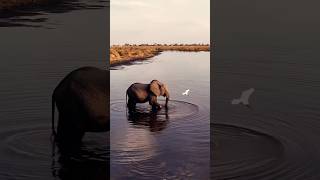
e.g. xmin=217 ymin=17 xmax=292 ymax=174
xmin=150 ymin=80 xmax=161 ymax=96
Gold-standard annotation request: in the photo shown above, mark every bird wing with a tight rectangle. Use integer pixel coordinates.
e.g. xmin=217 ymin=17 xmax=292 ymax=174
xmin=240 ymin=88 xmax=255 ymax=104
xmin=231 ymin=99 xmax=241 ymax=104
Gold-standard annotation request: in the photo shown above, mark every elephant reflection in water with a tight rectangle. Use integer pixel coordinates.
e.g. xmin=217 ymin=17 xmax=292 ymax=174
xmin=51 ymin=144 xmax=109 ymax=180
xmin=127 ymin=108 xmax=170 ymax=132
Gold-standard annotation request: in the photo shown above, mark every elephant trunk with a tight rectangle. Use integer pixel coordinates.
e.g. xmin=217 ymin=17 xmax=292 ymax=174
xmin=165 ymin=91 xmax=170 ymax=107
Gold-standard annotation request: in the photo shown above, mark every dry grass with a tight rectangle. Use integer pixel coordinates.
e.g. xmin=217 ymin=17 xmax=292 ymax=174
xmin=110 ymin=46 xmax=159 ymax=65
xmin=152 ymin=44 xmax=210 ymax=52
xmin=110 ymin=44 xmax=210 ymax=66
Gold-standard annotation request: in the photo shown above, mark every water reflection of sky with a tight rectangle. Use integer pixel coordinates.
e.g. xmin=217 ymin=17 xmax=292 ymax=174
xmin=111 ymin=52 xmax=210 ymax=179
xmin=113 ymin=127 xmax=158 ymax=163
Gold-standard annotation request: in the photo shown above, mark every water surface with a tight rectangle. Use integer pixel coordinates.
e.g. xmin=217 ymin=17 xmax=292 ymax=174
xmin=0 ymin=1 xmax=108 ymax=179
xmin=111 ymin=52 xmax=210 ymax=179
xmin=213 ymin=0 xmax=320 ymax=179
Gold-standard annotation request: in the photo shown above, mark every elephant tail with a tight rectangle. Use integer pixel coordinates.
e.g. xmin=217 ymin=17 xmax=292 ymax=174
xmin=126 ymin=91 xmax=128 ymax=105
xmin=125 ymin=91 xmax=128 ymax=117
xmin=52 ymin=94 xmax=56 ymax=136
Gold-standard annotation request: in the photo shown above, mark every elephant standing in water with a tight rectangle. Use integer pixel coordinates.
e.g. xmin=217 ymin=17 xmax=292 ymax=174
xmin=126 ymin=80 xmax=170 ymax=112
xmin=52 ymin=67 xmax=109 ymax=148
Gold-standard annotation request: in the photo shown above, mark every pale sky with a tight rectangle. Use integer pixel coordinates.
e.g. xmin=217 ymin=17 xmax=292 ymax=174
xmin=111 ymin=0 xmax=210 ymax=45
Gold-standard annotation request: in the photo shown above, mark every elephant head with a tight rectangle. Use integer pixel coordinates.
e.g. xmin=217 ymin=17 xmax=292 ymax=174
xmin=150 ymin=80 xmax=170 ymax=107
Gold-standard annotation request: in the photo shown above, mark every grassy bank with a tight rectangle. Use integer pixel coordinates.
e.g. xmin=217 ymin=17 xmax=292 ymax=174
xmin=110 ymin=44 xmax=210 ymax=66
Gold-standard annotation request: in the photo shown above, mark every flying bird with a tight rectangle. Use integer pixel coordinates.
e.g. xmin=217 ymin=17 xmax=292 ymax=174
xmin=231 ymin=88 xmax=255 ymax=107
xmin=182 ymin=89 xmax=190 ymax=96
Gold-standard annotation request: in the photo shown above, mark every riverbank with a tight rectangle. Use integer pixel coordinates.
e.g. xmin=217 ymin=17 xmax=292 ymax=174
xmin=110 ymin=44 xmax=210 ymax=66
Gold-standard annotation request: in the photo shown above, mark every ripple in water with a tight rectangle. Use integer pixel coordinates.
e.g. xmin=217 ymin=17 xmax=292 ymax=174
xmin=111 ymin=99 xmax=209 ymax=179
xmin=212 ymin=123 xmax=285 ymax=179
xmin=111 ymin=99 xmax=199 ymax=119
xmin=111 ymin=99 xmax=200 ymax=164
xmin=0 ymin=126 xmax=109 ymax=179
xmin=111 ymin=52 xmax=210 ymax=179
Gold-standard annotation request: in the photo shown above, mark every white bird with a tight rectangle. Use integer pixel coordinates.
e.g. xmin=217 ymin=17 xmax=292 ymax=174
xmin=231 ymin=88 xmax=255 ymax=106
xmin=182 ymin=89 xmax=190 ymax=96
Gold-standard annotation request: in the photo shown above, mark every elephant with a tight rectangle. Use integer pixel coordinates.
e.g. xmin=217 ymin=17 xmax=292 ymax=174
xmin=52 ymin=66 xmax=109 ymax=148
xmin=126 ymin=80 xmax=170 ymax=112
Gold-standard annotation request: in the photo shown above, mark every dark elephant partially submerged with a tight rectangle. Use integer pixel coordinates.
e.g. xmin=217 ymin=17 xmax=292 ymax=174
xmin=52 ymin=67 xmax=109 ymax=147
xmin=126 ymin=80 xmax=170 ymax=112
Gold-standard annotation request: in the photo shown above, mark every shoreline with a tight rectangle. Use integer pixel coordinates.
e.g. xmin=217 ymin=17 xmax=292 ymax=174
xmin=110 ymin=44 xmax=210 ymax=66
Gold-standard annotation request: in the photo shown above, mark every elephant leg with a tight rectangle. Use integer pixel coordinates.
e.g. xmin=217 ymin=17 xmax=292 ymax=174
xmin=151 ymin=104 xmax=159 ymax=112
xmin=149 ymin=96 xmax=161 ymax=111
xmin=56 ymin=113 xmax=67 ymax=143
xmin=128 ymin=98 xmax=136 ymax=112
xmin=56 ymin=113 xmax=85 ymax=151
xmin=71 ymin=130 xmax=85 ymax=146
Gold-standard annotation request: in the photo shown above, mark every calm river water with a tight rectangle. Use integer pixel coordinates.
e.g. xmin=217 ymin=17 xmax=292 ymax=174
xmin=213 ymin=0 xmax=320 ymax=179
xmin=0 ymin=0 xmax=108 ymax=179
xmin=110 ymin=52 xmax=210 ymax=179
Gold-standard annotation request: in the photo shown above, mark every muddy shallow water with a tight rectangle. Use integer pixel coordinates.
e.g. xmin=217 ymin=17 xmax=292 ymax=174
xmin=110 ymin=52 xmax=210 ymax=179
